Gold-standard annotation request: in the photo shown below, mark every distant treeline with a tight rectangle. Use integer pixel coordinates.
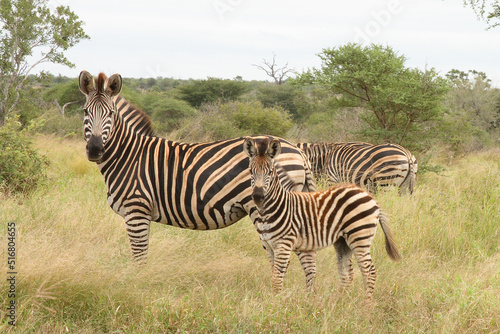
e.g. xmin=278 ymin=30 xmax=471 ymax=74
xmin=14 ymin=45 xmax=500 ymax=158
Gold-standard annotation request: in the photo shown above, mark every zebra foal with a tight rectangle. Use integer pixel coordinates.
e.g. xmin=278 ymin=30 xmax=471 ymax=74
xmin=244 ymin=137 xmax=401 ymax=300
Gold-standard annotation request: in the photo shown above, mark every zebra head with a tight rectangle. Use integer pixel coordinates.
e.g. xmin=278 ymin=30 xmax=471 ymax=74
xmin=78 ymin=71 xmax=122 ymax=163
xmin=243 ymin=137 xmax=281 ymax=210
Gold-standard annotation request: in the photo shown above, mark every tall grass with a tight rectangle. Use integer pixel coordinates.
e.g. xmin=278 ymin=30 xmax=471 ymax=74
xmin=1 ymin=136 xmax=499 ymax=333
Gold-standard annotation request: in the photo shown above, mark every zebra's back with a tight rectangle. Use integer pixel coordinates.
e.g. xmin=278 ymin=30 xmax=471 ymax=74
xmin=299 ymin=141 xmax=417 ymax=194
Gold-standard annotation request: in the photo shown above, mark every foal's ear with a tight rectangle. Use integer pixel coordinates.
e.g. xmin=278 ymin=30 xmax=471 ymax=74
xmin=106 ymin=73 xmax=122 ymax=97
xmin=79 ymin=70 xmax=95 ymax=95
xmin=243 ymin=137 xmax=257 ymax=158
xmin=267 ymin=139 xmax=281 ymax=159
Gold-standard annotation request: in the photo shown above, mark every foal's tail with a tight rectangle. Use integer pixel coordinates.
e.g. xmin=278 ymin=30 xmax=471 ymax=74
xmin=379 ymin=212 xmax=402 ymax=261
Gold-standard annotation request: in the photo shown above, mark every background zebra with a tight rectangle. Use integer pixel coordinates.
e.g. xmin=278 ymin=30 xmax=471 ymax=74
xmin=297 ymin=142 xmax=417 ymax=194
xmin=244 ymin=137 xmax=401 ymax=300
xmin=78 ymin=71 xmax=316 ymax=264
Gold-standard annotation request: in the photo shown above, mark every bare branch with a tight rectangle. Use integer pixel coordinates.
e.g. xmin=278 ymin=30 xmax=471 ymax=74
xmin=252 ymin=53 xmax=295 ymax=85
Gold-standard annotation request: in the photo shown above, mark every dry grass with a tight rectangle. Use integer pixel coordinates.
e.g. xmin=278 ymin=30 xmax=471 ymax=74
xmin=1 ymin=136 xmax=499 ymax=333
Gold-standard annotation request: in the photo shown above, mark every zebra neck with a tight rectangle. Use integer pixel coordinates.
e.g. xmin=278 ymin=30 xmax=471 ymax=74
xmin=97 ymin=114 xmax=140 ymax=173
xmin=261 ymin=170 xmax=291 ymax=217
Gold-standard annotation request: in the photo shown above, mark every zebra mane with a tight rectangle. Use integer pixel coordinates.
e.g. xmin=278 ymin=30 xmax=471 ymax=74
xmin=113 ymin=95 xmax=154 ymax=137
xmin=97 ymin=73 xmax=107 ymax=93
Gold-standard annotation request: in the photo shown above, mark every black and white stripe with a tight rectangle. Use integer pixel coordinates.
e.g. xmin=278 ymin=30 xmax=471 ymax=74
xmin=297 ymin=142 xmax=417 ymax=194
xmin=245 ymin=137 xmax=401 ymax=300
xmin=78 ymin=71 xmax=316 ymax=264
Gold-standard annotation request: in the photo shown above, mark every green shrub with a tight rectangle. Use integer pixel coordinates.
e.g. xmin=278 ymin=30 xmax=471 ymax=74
xmin=256 ymin=83 xmax=310 ymax=121
xmin=176 ymin=101 xmax=293 ymax=141
xmin=177 ymin=78 xmax=249 ymax=108
xmin=38 ymin=108 xmax=82 ymax=138
xmin=228 ymin=101 xmax=293 ymax=136
xmin=434 ymin=109 xmax=493 ymax=155
xmin=298 ymin=107 xmax=365 ymax=143
xmin=0 ymin=118 xmax=47 ymax=194
xmin=142 ymin=94 xmax=198 ymax=135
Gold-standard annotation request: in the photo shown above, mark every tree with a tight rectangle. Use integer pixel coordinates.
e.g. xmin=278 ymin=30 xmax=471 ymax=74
xmin=253 ymin=53 xmax=294 ymax=85
xmin=256 ymin=83 xmax=307 ymax=120
xmin=0 ymin=0 xmax=89 ymax=125
xmin=295 ymin=43 xmax=450 ymax=144
xmin=445 ymin=69 xmax=495 ymax=119
xmin=43 ymin=79 xmax=85 ymax=116
xmin=464 ymin=0 xmax=500 ymax=28
xmin=444 ymin=69 xmax=499 ymax=144
xmin=177 ymin=77 xmax=248 ymax=108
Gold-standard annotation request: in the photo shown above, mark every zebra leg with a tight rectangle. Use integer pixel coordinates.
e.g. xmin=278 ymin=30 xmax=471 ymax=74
xmin=334 ymin=237 xmax=354 ymax=291
xmin=352 ymin=247 xmax=376 ymax=301
xmin=296 ymin=251 xmax=317 ymax=291
xmin=125 ymin=216 xmax=151 ymax=265
xmin=271 ymin=242 xmax=293 ymax=293
xmin=261 ymin=240 xmax=275 ymax=267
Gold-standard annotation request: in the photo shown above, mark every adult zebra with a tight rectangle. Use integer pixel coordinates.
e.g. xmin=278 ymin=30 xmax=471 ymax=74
xmin=78 ymin=71 xmax=316 ymax=264
xmin=297 ymin=142 xmax=417 ymax=194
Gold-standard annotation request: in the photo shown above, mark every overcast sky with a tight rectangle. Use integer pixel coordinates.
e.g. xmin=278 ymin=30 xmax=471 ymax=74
xmin=40 ymin=0 xmax=500 ymax=86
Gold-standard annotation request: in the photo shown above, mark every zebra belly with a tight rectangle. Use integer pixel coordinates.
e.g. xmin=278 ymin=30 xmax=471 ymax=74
xmin=153 ymin=193 xmax=250 ymax=230
xmin=293 ymin=235 xmax=332 ymax=252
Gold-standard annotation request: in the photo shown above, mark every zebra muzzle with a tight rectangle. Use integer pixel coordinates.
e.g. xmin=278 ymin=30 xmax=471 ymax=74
xmin=252 ymin=187 xmax=265 ymax=207
xmin=86 ymin=135 xmax=105 ymax=162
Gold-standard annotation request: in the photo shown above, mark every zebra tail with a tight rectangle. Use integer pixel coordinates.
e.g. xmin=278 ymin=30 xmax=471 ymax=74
xmin=400 ymin=154 xmax=417 ymax=195
xmin=378 ymin=212 xmax=402 ymax=261
xmin=303 ymin=165 xmax=317 ymax=192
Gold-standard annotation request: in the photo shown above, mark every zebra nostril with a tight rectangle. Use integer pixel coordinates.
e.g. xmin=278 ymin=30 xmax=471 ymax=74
xmin=86 ymin=135 xmax=104 ymax=162
xmin=252 ymin=188 xmax=265 ymax=205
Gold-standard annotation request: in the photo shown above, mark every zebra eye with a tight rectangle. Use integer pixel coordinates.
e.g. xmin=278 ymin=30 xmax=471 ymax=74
xmin=83 ymin=108 xmax=89 ymax=116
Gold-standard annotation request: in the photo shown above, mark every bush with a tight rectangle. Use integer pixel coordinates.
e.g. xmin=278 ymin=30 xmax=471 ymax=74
xmin=256 ymin=83 xmax=309 ymax=121
xmin=42 ymin=79 xmax=85 ymax=116
xmin=139 ymin=92 xmax=198 ymax=135
xmin=0 ymin=118 xmax=47 ymax=194
xmin=177 ymin=78 xmax=249 ymax=108
xmin=175 ymin=101 xmax=293 ymax=141
xmin=434 ymin=110 xmax=492 ymax=155
xmin=38 ymin=108 xmax=83 ymax=138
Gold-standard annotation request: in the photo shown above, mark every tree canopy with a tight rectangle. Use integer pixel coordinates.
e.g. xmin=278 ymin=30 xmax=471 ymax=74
xmin=177 ymin=77 xmax=248 ymax=108
xmin=464 ymin=0 xmax=500 ymax=28
xmin=295 ymin=43 xmax=450 ymax=144
xmin=0 ymin=0 xmax=89 ymax=125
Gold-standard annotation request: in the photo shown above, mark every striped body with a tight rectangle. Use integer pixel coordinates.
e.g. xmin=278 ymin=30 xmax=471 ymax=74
xmin=297 ymin=142 xmax=417 ymax=194
xmin=79 ymin=71 xmax=316 ymax=264
xmin=245 ymin=137 xmax=400 ymax=300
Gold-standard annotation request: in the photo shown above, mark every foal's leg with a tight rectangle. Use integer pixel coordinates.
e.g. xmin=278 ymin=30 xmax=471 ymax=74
xmin=334 ymin=237 xmax=354 ymax=291
xmin=352 ymin=247 xmax=376 ymax=301
xmin=296 ymin=251 xmax=317 ymax=290
xmin=271 ymin=242 xmax=293 ymax=293
xmin=261 ymin=240 xmax=275 ymax=267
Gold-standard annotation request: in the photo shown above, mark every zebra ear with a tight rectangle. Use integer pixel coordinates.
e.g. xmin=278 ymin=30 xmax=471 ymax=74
xmin=243 ymin=137 xmax=257 ymax=158
xmin=79 ymin=70 xmax=95 ymax=95
xmin=267 ymin=139 xmax=281 ymax=159
xmin=106 ymin=74 xmax=122 ymax=97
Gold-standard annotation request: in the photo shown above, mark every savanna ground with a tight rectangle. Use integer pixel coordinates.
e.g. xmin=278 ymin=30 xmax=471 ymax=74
xmin=1 ymin=135 xmax=499 ymax=333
